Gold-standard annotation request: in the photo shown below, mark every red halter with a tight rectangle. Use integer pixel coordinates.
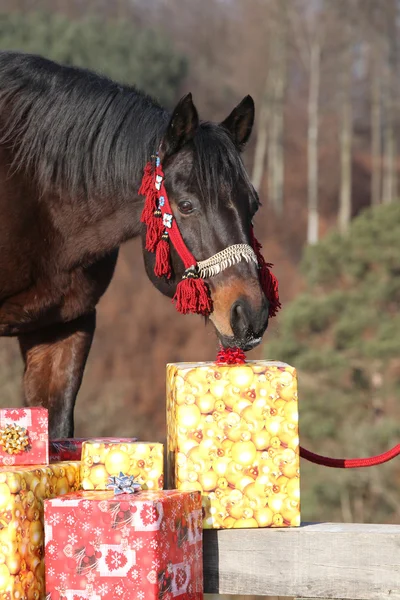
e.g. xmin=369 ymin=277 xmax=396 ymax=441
xmin=138 ymin=155 xmax=281 ymax=318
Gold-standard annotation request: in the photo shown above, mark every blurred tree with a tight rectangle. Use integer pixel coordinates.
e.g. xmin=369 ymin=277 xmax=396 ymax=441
xmin=288 ymin=0 xmax=325 ymax=245
xmin=337 ymin=18 xmax=353 ymax=235
xmin=358 ymin=0 xmax=386 ymax=207
xmin=356 ymin=0 xmax=400 ymax=207
xmin=370 ymin=46 xmax=383 ymax=206
xmin=382 ymin=0 xmax=399 ymax=204
xmin=251 ymin=2 xmax=272 ymax=195
xmin=267 ymin=4 xmax=287 ymax=216
xmin=306 ymin=37 xmax=321 ymax=246
xmin=251 ymin=0 xmax=287 ymax=217
xmin=263 ymin=202 xmax=400 ymax=523
xmin=251 ymin=74 xmax=270 ymax=192
xmin=0 ymin=10 xmax=188 ymax=108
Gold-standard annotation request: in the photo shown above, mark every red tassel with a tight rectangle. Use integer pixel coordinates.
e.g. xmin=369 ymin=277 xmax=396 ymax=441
xmin=145 ymin=211 xmax=164 ymax=252
xmin=260 ymin=265 xmax=281 ymax=317
xmin=138 ymin=162 xmax=154 ymax=196
xmin=139 ymin=162 xmax=158 ymax=225
xmin=173 ymin=274 xmax=213 ymax=316
xmin=250 ymin=226 xmax=281 ymax=317
xmin=250 ymin=231 xmax=263 ymax=256
xmin=154 ymin=237 xmax=171 ymax=279
xmin=141 ymin=189 xmax=157 ymax=225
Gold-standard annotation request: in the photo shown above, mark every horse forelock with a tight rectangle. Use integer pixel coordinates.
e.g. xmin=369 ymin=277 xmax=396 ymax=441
xmin=190 ymin=122 xmax=259 ymax=211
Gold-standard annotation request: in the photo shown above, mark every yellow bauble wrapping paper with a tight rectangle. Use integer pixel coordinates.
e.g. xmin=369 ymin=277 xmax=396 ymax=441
xmin=0 ymin=462 xmax=81 ymax=597
xmin=167 ymin=360 xmax=300 ymax=529
xmin=80 ymin=440 xmax=164 ymax=490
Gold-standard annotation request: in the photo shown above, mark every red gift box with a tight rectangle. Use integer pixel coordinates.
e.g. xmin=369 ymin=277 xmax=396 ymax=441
xmin=49 ymin=438 xmax=138 ymax=463
xmin=44 ymin=490 xmax=203 ymax=600
xmin=0 ymin=408 xmax=48 ymax=466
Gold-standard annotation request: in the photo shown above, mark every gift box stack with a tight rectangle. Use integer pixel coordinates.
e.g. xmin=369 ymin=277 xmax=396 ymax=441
xmin=0 ymin=350 xmax=299 ymax=598
xmin=166 ymin=356 xmax=301 ymax=530
xmin=0 ymin=407 xmax=81 ymax=599
xmin=44 ymin=439 xmax=203 ymax=600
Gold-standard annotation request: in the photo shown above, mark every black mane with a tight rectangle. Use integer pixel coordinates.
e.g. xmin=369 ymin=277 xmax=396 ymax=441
xmin=0 ymin=50 xmax=257 ymax=206
xmin=0 ymin=50 xmax=168 ymax=199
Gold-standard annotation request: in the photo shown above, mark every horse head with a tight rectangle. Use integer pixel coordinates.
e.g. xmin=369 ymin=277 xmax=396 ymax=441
xmin=141 ymin=93 xmax=278 ymax=351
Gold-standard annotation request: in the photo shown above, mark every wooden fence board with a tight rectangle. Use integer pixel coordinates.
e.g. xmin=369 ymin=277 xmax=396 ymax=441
xmin=203 ymin=522 xmax=400 ymax=599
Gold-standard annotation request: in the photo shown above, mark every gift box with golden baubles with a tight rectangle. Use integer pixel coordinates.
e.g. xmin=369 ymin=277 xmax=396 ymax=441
xmin=49 ymin=436 xmax=138 ymax=463
xmin=0 ymin=462 xmax=81 ymax=598
xmin=166 ymin=348 xmax=300 ymax=530
xmin=80 ymin=440 xmax=164 ymax=491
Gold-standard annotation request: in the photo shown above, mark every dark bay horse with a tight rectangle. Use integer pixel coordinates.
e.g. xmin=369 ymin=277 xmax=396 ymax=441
xmin=0 ymin=51 xmax=269 ymax=438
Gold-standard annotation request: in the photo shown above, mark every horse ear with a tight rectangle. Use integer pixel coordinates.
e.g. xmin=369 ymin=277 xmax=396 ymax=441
xmin=220 ymin=95 xmax=255 ymax=150
xmin=159 ymin=93 xmax=199 ymax=160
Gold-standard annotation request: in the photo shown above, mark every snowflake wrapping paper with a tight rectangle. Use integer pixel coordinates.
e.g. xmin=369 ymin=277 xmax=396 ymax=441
xmin=44 ymin=489 xmax=203 ymax=600
xmin=0 ymin=408 xmax=48 ymax=466
xmin=49 ymin=438 xmax=138 ymax=464
xmin=80 ymin=441 xmax=164 ymax=491
xmin=0 ymin=462 xmax=81 ymax=599
xmin=167 ymin=361 xmax=301 ymax=529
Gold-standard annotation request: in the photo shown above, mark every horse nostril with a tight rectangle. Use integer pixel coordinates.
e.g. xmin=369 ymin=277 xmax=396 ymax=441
xmin=230 ymin=299 xmax=251 ymax=338
xmin=230 ymin=296 xmax=270 ymax=344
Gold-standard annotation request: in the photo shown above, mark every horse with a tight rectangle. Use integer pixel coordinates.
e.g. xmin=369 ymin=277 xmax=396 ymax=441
xmin=0 ymin=50 xmax=270 ymax=439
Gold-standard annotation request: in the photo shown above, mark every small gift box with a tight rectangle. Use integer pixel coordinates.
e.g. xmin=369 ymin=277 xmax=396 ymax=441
xmin=44 ymin=489 xmax=203 ymax=599
xmin=0 ymin=408 xmax=48 ymax=466
xmin=80 ymin=440 xmax=164 ymax=491
xmin=49 ymin=437 xmax=138 ymax=463
xmin=167 ymin=360 xmax=300 ymax=529
xmin=0 ymin=462 xmax=80 ymax=598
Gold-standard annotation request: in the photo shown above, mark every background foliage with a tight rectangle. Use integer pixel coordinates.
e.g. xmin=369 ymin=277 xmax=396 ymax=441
xmin=0 ymin=10 xmax=187 ymax=107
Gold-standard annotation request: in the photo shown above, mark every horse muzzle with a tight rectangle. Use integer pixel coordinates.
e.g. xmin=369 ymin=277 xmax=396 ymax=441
xmin=210 ymin=291 xmax=269 ymax=351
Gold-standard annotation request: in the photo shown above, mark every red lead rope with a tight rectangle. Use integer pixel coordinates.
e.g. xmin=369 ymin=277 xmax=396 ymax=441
xmin=216 ymin=347 xmax=400 ymax=469
xmin=299 ymin=444 xmax=400 ymax=469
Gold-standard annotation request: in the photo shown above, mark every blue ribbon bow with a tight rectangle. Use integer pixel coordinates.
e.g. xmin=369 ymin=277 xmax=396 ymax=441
xmin=107 ymin=472 xmax=142 ymax=495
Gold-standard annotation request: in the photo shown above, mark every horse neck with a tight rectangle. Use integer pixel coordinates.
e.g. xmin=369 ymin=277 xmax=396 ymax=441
xmin=52 ymin=104 xmax=167 ymax=270
xmin=56 ymin=190 xmax=145 ymax=269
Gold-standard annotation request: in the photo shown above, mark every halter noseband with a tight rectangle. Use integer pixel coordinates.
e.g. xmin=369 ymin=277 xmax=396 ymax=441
xmin=138 ymin=154 xmax=281 ymax=318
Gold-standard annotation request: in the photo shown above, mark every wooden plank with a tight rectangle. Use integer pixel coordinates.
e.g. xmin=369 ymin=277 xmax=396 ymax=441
xmin=203 ymin=522 xmax=400 ymax=599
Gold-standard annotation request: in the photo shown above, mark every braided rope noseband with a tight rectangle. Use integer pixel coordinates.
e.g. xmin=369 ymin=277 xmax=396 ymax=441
xmin=197 ymin=244 xmax=258 ymax=279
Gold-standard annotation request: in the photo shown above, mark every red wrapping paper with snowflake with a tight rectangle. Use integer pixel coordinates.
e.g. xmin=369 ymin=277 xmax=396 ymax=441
xmin=0 ymin=408 xmax=48 ymax=466
xmin=44 ymin=490 xmax=203 ymax=600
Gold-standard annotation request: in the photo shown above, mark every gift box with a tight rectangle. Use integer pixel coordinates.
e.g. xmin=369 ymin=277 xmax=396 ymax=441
xmin=0 ymin=462 xmax=80 ymax=598
xmin=167 ymin=360 xmax=300 ymax=529
xmin=0 ymin=408 xmax=48 ymax=466
xmin=44 ymin=489 xmax=203 ymax=599
xmin=49 ymin=439 xmax=87 ymax=463
xmin=80 ymin=441 xmax=164 ymax=491
xmin=49 ymin=438 xmax=138 ymax=463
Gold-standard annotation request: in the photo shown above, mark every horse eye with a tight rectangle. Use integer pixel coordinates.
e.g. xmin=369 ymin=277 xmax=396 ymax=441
xmin=178 ymin=200 xmax=194 ymax=214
